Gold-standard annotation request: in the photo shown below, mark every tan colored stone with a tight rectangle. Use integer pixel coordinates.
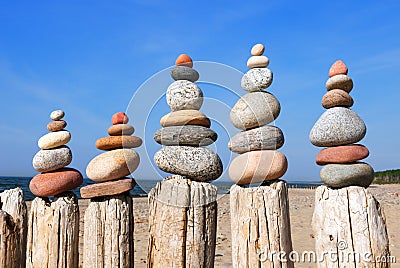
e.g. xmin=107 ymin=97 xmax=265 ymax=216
xmin=107 ymin=124 xmax=135 ymax=136
xmin=251 ymin=44 xmax=265 ymax=56
xmin=160 ymin=110 xmax=211 ymax=128
xmin=322 ymin=89 xmax=354 ymax=109
xmin=47 ymin=120 xmax=67 ymax=132
xmin=95 ymin=136 xmax=142 ymax=150
xmin=80 ymin=178 xmax=135 ymax=198
xmin=246 ymin=56 xmax=270 ymax=69
xmin=38 ymin=130 xmax=71 ymax=149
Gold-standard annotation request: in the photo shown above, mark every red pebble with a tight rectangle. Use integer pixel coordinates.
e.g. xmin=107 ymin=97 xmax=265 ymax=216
xmin=112 ymin=112 xmax=129 ymax=125
xmin=175 ymin=54 xmax=193 ymax=68
xmin=395 ymin=193 xmax=399 ymax=197
xmin=329 ymin=60 xmax=348 ymax=77
xmin=316 ymin=144 xmax=369 ymax=165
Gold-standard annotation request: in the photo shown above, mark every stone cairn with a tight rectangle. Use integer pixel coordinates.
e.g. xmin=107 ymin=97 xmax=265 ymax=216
xmin=310 ymin=61 xmax=391 ymax=266
xmin=81 ymin=112 xmax=141 ymax=267
xmin=147 ymin=54 xmax=223 ymax=267
xmin=27 ymin=109 xmax=81 ymax=267
xmin=228 ymin=44 xmax=293 ymax=267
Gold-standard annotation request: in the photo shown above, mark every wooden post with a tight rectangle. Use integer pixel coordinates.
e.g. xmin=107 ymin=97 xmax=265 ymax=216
xmin=0 ymin=188 xmax=27 ymax=268
xmin=147 ymin=176 xmax=217 ymax=268
xmin=26 ymin=191 xmax=79 ymax=268
xmin=313 ymin=185 xmax=391 ymax=267
xmin=230 ymin=180 xmax=294 ymax=268
xmin=83 ymin=193 xmax=134 ymax=268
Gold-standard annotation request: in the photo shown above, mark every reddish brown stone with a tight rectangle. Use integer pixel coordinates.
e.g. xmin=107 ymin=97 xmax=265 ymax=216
xmin=80 ymin=178 xmax=135 ymax=199
xmin=316 ymin=144 xmax=369 ymax=165
xmin=329 ymin=60 xmax=348 ymax=77
xmin=47 ymin=120 xmax=67 ymax=132
xmin=111 ymin=112 xmax=129 ymax=125
xmin=175 ymin=54 xmax=193 ymax=68
xmin=95 ymin=136 xmax=142 ymax=150
xmin=322 ymin=89 xmax=354 ymax=109
xmin=107 ymin=124 xmax=135 ymax=136
xmin=30 ymin=168 xmax=83 ymax=197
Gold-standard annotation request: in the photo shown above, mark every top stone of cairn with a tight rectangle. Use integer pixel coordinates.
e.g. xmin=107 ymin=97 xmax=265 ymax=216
xmin=251 ymin=43 xmax=265 ymax=56
xmin=175 ymin=54 xmax=193 ymax=68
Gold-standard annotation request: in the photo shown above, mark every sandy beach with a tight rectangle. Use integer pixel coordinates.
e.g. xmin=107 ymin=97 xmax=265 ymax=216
xmin=25 ymin=184 xmax=400 ymax=267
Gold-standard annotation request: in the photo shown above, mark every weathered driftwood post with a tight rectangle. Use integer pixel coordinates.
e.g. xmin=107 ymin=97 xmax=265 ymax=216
xmin=82 ymin=112 xmax=141 ymax=267
xmin=228 ymin=43 xmax=293 ymax=267
xmin=310 ymin=60 xmax=391 ymax=266
xmin=0 ymin=188 xmax=27 ymax=268
xmin=148 ymin=54 xmax=223 ymax=267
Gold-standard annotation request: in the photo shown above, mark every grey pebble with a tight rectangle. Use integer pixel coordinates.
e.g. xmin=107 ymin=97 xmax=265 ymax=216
xmin=154 ymin=125 xmax=217 ymax=146
xmin=320 ymin=162 xmax=374 ymax=188
xmin=241 ymin=68 xmax=273 ymax=92
xmin=170 ymin=66 xmax=199 ymax=82
xmin=32 ymin=145 xmax=72 ymax=172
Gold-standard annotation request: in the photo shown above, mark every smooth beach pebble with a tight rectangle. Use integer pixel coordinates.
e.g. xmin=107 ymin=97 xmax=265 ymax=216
xmin=320 ymin=162 xmax=374 ymax=188
xmin=32 ymin=145 xmax=72 ymax=172
xmin=329 ymin=60 xmax=348 ymax=77
xmin=160 ymin=110 xmax=211 ymax=128
xmin=229 ymin=150 xmax=288 ymax=185
xmin=230 ymin=91 xmax=280 ymax=130
xmin=175 ymin=54 xmax=193 ymax=68
xmin=241 ymin=68 xmax=273 ymax=92
xmin=38 ymin=130 xmax=71 ymax=149
xmin=316 ymin=144 xmax=369 ymax=165
xmin=247 ymin=56 xmax=270 ymax=69
xmin=251 ymin=44 xmax=265 ymax=56
xmin=166 ymin=80 xmax=203 ymax=111
xmin=47 ymin=120 xmax=67 ymax=132
xmin=170 ymin=66 xmax=199 ymax=82
xmin=112 ymin=112 xmax=129 ymax=125
xmin=322 ymin=89 xmax=354 ymax=109
xmin=95 ymin=136 xmax=142 ymax=150
xmin=326 ymin=74 xmax=353 ymax=93
xmin=154 ymin=125 xmax=217 ymax=146
xmin=107 ymin=124 xmax=135 ymax=136
xmin=80 ymin=178 xmax=134 ymax=199
xmin=228 ymin=125 xmax=284 ymax=154
xmin=310 ymin=107 xmax=366 ymax=147
xmin=86 ymin=149 xmax=139 ymax=183
xmin=50 ymin=110 xmax=65 ymax=120
xmin=154 ymin=146 xmax=223 ymax=181
xmin=30 ymin=168 xmax=83 ymax=197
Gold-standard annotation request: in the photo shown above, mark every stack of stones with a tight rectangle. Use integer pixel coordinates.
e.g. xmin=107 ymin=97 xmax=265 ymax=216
xmin=154 ymin=54 xmax=223 ymax=182
xmin=310 ymin=60 xmax=373 ymax=188
xmin=31 ymin=110 xmax=83 ymax=197
xmin=228 ymin=44 xmax=288 ymax=185
xmin=82 ymin=112 xmax=141 ymax=198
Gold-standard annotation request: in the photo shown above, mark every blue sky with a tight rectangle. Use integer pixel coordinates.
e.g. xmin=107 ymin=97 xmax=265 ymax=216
xmin=0 ymin=0 xmax=399 ymax=183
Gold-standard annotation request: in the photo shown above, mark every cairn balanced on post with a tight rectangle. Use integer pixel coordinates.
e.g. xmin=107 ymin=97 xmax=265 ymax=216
xmin=148 ymin=54 xmax=223 ymax=268
xmin=27 ymin=110 xmax=83 ymax=268
xmin=228 ymin=44 xmax=294 ymax=268
xmin=83 ymin=112 xmax=141 ymax=267
xmin=310 ymin=60 xmax=391 ymax=267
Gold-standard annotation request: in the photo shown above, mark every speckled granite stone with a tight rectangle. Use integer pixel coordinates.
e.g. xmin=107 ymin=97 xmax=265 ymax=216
xmin=320 ymin=162 xmax=374 ymax=188
xmin=170 ymin=66 xmax=199 ymax=82
xmin=166 ymin=80 xmax=203 ymax=111
xmin=241 ymin=68 xmax=273 ymax=92
xmin=326 ymin=74 xmax=353 ymax=92
xmin=32 ymin=145 xmax=72 ymax=172
xmin=154 ymin=125 xmax=217 ymax=146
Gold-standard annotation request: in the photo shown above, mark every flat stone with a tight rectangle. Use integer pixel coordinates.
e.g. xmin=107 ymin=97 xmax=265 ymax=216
xmin=170 ymin=66 xmax=199 ymax=82
xmin=241 ymin=68 xmax=273 ymax=92
xmin=322 ymin=89 xmax=353 ymax=109
xmin=310 ymin=107 xmax=366 ymax=147
xmin=229 ymin=150 xmax=287 ymax=185
xmin=154 ymin=146 xmax=223 ymax=181
xmin=247 ymin=56 xmax=270 ymax=69
xmin=175 ymin=54 xmax=193 ymax=68
xmin=251 ymin=44 xmax=265 ymax=56
xmin=112 ymin=112 xmax=129 ymax=125
xmin=329 ymin=60 xmax=348 ymax=77
xmin=107 ymin=124 xmax=135 ymax=136
xmin=95 ymin=136 xmax=142 ymax=150
xmin=80 ymin=178 xmax=135 ymax=199
xmin=228 ymin=125 xmax=284 ymax=154
xmin=160 ymin=110 xmax=211 ymax=128
xmin=166 ymin=80 xmax=203 ymax=111
xmin=230 ymin=91 xmax=280 ymax=130
xmin=47 ymin=120 xmax=67 ymax=132
xmin=38 ymin=130 xmax=71 ymax=149
xmin=86 ymin=149 xmax=140 ymax=183
xmin=320 ymin=163 xmax=374 ymax=188
xmin=154 ymin=125 xmax=217 ymax=146
xmin=32 ymin=145 xmax=72 ymax=172
xmin=50 ymin=110 xmax=65 ymax=120
xmin=30 ymin=168 xmax=83 ymax=197
xmin=316 ymin=144 xmax=369 ymax=165
xmin=326 ymin=74 xmax=353 ymax=92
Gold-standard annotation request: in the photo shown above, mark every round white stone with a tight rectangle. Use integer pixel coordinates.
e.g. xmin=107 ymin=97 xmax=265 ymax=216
xmin=166 ymin=80 xmax=203 ymax=111
xmin=247 ymin=56 xmax=270 ymax=69
xmin=38 ymin=130 xmax=71 ymax=149
xmin=50 ymin=110 xmax=65 ymax=120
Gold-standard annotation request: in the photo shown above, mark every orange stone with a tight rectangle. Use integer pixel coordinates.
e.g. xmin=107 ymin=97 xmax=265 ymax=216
xmin=175 ymin=54 xmax=193 ymax=68
xmin=95 ymin=136 xmax=142 ymax=151
xmin=316 ymin=144 xmax=369 ymax=165
xmin=329 ymin=60 xmax=348 ymax=77
xmin=112 ymin=112 xmax=129 ymax=125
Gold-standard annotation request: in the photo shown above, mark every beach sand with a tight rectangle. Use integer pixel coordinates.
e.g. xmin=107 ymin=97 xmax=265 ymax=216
xmin=26 ymin=184 xmax=400 ymax=267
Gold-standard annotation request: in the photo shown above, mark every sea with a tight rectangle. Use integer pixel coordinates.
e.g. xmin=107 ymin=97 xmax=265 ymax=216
xmin=0 ymin=177 xmax=322 ymax=201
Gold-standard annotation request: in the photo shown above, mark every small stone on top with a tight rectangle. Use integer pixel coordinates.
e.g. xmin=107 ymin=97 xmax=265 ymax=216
xmin=175 ymin=54 xmax=193 ymax=68
xmin=251 ymin=44 xmax=265 ymax=56
xmin=329 ymin=60 xmax=348 ymax=77
xmin=50 ymin=110 xmax=65 ymax=121
xmin=112 ymin=112 xmax=129 ymax=125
